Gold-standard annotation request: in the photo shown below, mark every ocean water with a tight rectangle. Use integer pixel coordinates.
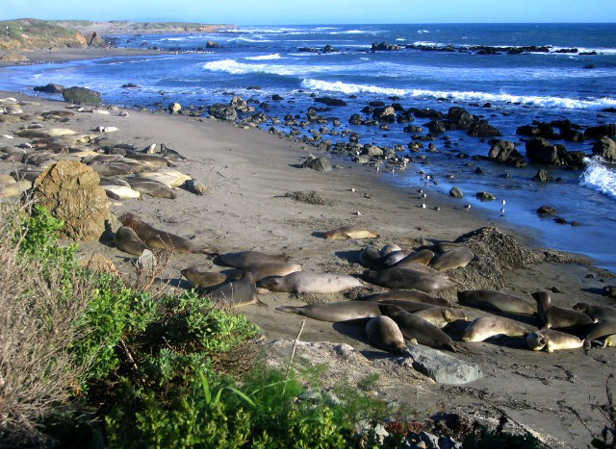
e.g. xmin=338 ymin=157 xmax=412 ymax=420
xmin=1 ymin=23 xmax=615 ymax=270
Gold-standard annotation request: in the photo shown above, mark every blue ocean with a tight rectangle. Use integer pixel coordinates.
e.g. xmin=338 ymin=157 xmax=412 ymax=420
xmin=2 ymin=23 xmax=615 ymax=270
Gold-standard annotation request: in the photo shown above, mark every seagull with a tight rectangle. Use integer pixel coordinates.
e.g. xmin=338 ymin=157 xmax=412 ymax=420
xmin=421 ymin=203 xmax=427 ymax=209
xmin=501 ymin=199 xmax=506 ymax=206
xmin=464 ymin=204 xmax=472 ymax=211
xmin=500 ymin=208 xmax=506 ymax=216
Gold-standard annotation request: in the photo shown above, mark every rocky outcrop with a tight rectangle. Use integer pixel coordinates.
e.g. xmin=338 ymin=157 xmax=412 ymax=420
xmin=62 ymin=86 xmax=102 ymax=105
xmin=315 ymin=97 xmax=347 ymax=107
xmin=0 ymin=19 xmax=106 ymax=50
xmin=592 ymin=137 xmax=616 ymax=162
xmin=525 ymin=137 xmax=585 ymax=166
xmin=371 ymin=42 xmax=401 ymax=51
xmin=488 ymin=140 xmax=526 ymax=167
xmin=302 ymin=154 xmax=332 ymax=172
xmin=34 ymin=83 xmax=65 ymax=93
xmin=208 ymin=104 xmax=237 ymax=121
xmin=34 ymin=161 xmax=111 ymax=241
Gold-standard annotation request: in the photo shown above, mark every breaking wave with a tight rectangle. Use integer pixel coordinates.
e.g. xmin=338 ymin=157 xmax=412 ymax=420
xmin=581 ymin=157 xmax=616 ymax=199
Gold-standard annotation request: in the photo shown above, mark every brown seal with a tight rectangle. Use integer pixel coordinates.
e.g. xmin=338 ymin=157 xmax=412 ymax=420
xmin=584 ymin=322 xmax=616 ymax=348
xmin=118 ymin=212 xmax=211 ymax=254
xmin=462 ymin=316 xmax=532 ymax=342
xmin=257 ymin=271 xmax=362 ymax=294
xmin=359 ymin=245 xmax=386 ymax=270
xmin=393 ymin=249 xmax=435 ymax=268
xmin=364 ymin=267 xmax=453 ymax=292
xmin=114 ymin=225 xmax=148 ymax=256
xmin=364 ymin=290 xmax=450 ymax=307
xmin=323 ymin=226 xmax=379 ymax=240
xmin=276 ymin=301 xmax=380 ymax=322
xmin=526 ymin=329 xmax=584 ymax=352
xmin=572 ymin=302 xmax=616 ymax=323
xmin=365 ymin=316 xmax=407 ymax=354
xmin=378 ymin=304 xmax=456 ymax=351
xmin=413 ymin=307 xmax=469 ymax=328
xmin=243 ymin=261 xmax=302 ymax=281
xmin=127 ymin=178 xmax=176 ymax=199
xmin=532 ymin=291 xmax=593 ymax=329
xmin=208 ymin=272 xmax=264 ymax=308
xmin=457 ymin=290 xmax=536 ymax=316
xmin=181 ymin=267 xmax=229 ymax=289
xmin=429 ymin=247 xmax=474 ymax=271
xmin=218 ymin=251 xmax=292 ymax=269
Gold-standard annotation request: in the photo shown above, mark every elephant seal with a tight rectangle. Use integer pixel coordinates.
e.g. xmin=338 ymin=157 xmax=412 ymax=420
xmin=371 ymin=299 xmax=436 ymax=313
xmin=572 ymin=303 xmax=616 ymax=323
xmin=429 ymin=247 xmax=474 ymax=271
xmin=243 ymin=261 xmax=302 ymax=281
xmin=413 ymin=307 xmax=469 ymax=328
xmin=378 ymin=304 xmax=456 ymax=351
xmin=365 ymin=316 xmax=407 ymax=354
xmin=365 ymin=290 xmax=450 ymax=307
xmin=532 ymin=292 xmax=593 ymax=329
xmin=393 ymin=249 xmax=435 ymax=268
xmin=364 ymin=267 xmax=454 ymax=292
xmin=383 ymin=251 xmax=408 ymax=267
xmin=584 ymin=322 xmax=616 ymax=348
xmin=103 ymin=184 xmax=141 ymax=199
xmin=218 ymin=251 xmax=292 ymax=269
xmin=380 ymin=244 xmax=402 ymax=257
xmin=136 ymin=170 xmax=191 ymax=188
xmin=118 ymin=212 xmax=211 ymax=254
xmin=127 ymin=178 xmax=176 ymax=199
xmin=526 ymin=329 xmax=584 ymax=352
xmin=457 ymin=290 xmax=536 ymax=316
xmin=323 ymin=226 xmax=379 ymax=240
xmin=257 ymin=271 xmax=362 ymax=294
xmin=114 ymin=226 xmax=148 ymax=256
xmin=462 ymin=316 xmax=532 ymax=342
xmin=181 ymin=267 xmax=229 ymax=289
xmin=359 ymin=245 xmax=385 ymax=270
xmin=208 ymin=272 xmax=264 ymax=308
xmin=276 ymin=301 xmax=380 ymax=322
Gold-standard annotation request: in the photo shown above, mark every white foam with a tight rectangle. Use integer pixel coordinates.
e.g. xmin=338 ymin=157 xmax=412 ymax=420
xmin=301 ymin=78 xmax=408 ymax=96
xmin=581 ymin=156 xmax=616 ymax=199
xmin=226 ymin=37 xmax=274 ymax=43
xmin=203 ymin=59 xmax=367 ymax=77
xmin=245 ymin=53 xmax=282 ymax=61
xmin=418 ymin=30 xmax=430 ymax=34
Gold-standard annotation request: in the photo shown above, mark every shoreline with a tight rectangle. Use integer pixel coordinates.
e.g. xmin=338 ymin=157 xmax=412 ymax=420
xmin=0 ymin=47 xmax=171 ymax=67
xmin=1 ymin=84 xmax=615 ymax=447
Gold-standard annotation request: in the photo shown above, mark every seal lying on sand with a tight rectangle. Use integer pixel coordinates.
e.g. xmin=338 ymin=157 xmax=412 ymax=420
xmin=429 ymin=247 xmax=474 ymax=271
xmin=365 ymin=316 xmax=407 ymax=354
xmin=413 ymin=307 xmax=469 ymax=328
xmin=364 ymin=267 xmax=454 ymax=292
xmin=181 ymin=267 xmax=229 ymax=289
xmin=462 ymin=316 xmax=532 ymax=342
xmin=359 ymin=245 xmax=386 ymax=270
xmin=364 ymin=290 xmax=450 ymax=307
xmin=584 ymin=322 xmax=616 ymax=348
xmin=572 ymin=302 xmax=616 ymax=323
xmin=391 ymin=249 xmax=435 ymax=268
xmin=368 ymin=299 xmax=437 ymax=313
xmin=243 ymin=261 xmax=302 ymax=281
xmin=114 ymin=226 xmax=148 ymax=256
xmin=218 ymin=251 xmax=292 ymax=269
xmin=323 ymin=226 xmax=379 ymax=240
xmin=276 ymin=301 xmax=380 ymax=322
xmin=526 ymin=329 xmax=584 ymax=352
xmin=258 ymin=271 xmax=362 ymax=294
xmin=118 ymin=212 xmax=212 ymax=254
xmin=127 ymin=178 xmax=176 ymax=199
xmin=532 ymin=291 xmax=593 ymax=329
xmin=208 ymin=272 xmax=264 ymax=308
xmin=378 ymin=304 xmax=456 ymax=351
xmin=457 ymin=290 xmax=536 ymax=316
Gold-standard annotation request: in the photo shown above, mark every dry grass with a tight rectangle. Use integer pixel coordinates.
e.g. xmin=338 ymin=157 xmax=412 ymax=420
xmin=0 ymin=202 xmax=95 ymax=444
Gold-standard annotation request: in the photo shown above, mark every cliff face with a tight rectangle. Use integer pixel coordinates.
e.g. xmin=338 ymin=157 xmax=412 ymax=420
xmin=0 ymin=19 xmax=106 ymax=50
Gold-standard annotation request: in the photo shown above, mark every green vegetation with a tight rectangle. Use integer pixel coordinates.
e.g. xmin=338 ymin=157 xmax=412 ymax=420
xmin=0 ymin=18 xmax=79 ymax=49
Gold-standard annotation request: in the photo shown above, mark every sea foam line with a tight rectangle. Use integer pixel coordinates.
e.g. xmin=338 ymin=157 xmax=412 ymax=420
xmin=245 ymin=53 xmax=282 ymax=61
xmin=581 ymin=157 xmax=616 ymax=200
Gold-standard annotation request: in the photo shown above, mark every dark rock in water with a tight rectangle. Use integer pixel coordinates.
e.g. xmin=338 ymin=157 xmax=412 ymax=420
xmin=427 ymin=120 xmax=447 ymax=133
xmin=302 ymin=154 xmax=332 ymax=172
xmin=34 ymin=83 xmax=64 ymax=93
xmin=533 ymin=169 xmax=554 ymax=182
xmin=323 ymin=45 xmax=338 ymax=53
xmin=372 ymin=106 xmax=396 ymax=122
xmin=585 ymin=124 xmax=616 ymax=140
xmin=403 ymin=125 xmax=423 ymax=133
xmin=411 ymin=108 xmax=444 ymax=119
xmin=62 ymin=86 xmax=101 ymax=105
xmin=554 ymin=217 xmax=568 ymax=225
xmin=449 ymin=187 xmax=464 ymax=198
xmin=467 ymin=120 xmax=501 ymax=137
xmin=537 ymin=205 xmax=557 ymax=216
xmin=208 ymin=104 xmax=237 ymax=121
xmin=526 ymin=138 xmax=566 ymax=165
xmin=584 ymin=64 xmax=596 ymax=69
xmin=315 ymin=97 xmax=347 ymax=107
xmin=476 ymin=191 xmax=496 ymax=201
xmin=349 ymin=113 xmax=365 ymax=125
xmin=272 ymin=94 xmax=284 ymax=101
xmin=369 ymin=101 xmax=385 ymax=107
xmin=206 ymin=41 xmax=222 ymax=48
xmin=488 ymin=139 xmax=526 ymax=167
xmin=121 ymin=83 xmax=140 ymax=88
xmin=592 ymin=137 xmax=616 ymax=162
xmin=371 ymin=41 xmax=401 ymax=51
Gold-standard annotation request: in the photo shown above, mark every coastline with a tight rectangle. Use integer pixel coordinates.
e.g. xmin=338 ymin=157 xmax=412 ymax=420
xmin=0 ymin=47 xmax=171 ymax=67
xmin=1 ymin=77 xmax=615 ymax=447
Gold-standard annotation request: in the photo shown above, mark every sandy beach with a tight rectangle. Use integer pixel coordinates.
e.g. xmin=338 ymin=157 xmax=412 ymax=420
xmin=1 ymin=85 xmax=615 ymax=448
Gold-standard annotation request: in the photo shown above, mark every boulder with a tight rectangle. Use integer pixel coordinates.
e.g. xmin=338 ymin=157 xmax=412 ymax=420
xmin=585 ymin=124 xmax=616 ymax=140
xmin=449 ymin=187 xmax=464 ymax=198
xmin=62 ymin=86 xmax=101 ymax=105
xmin=372 ymin=106 xmax=396 ymax=122
xmin=208 ymin=104 xmax=237 ymax=121
xmin=532 ymin=169 xmax=554 ymax=182
xmin=488 ymin=140 xmax=526 ymax=167
xmin=206 ymin=41 xmax=222 ymax=48
xmin=33 ymin=83 xmax=64 ymax=93
xmin=34 ymin=161 xmax=111 ymax=241
xmin=302 ymin=154 xmax=332 ymax=172
xmin=592 ymin=137 xmax=616 ymax=162
xmin=467 ymin=120 xmax=501 ymax=137
xmin=537 ymin=205 xmax=557 ymax=216
xmin=371 ymin=41 xmax=401 ymax=51
xmin=315 ymin=97 xmax=347 ymax=107
xmin=169 ymin=102 xmax=182 ymax=114
xmin=476 ymin=191 xmax=496 ymax=201
xmin=364 ymin=145 xmax=383 ymax=157
xmin=402 ymin=345 xmax=483 ymax=385
xmin=525 ymin=137 xmax=565 ymax=165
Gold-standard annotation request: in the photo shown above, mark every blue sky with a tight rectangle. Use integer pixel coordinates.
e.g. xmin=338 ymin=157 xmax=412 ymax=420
xmin=2 ymin=0 xmax=615 ymax=25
